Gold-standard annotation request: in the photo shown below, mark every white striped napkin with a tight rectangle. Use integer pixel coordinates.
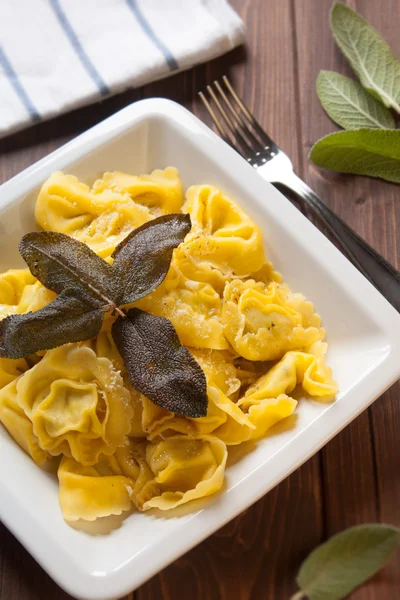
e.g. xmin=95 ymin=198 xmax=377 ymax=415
xmin=0 ymin=0 xmax=244 ymax=137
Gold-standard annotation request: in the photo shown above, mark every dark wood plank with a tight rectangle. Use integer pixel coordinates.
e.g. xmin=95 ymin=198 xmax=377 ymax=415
xmin=351 ymin=3 xmax=400 ymax=595
xmin=0 ymin=527 xmax=71 ymax=600
xmin=293 ymin=1 xmax=400 ymax=598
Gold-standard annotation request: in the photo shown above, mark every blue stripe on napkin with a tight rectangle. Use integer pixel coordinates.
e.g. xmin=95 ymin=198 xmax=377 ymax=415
xmin=0 ymin=47 xmax=41 ymax=122
xmin=126 ymin=0 xmax=178 ymax=71
xmin=49 ymin=0 xmax=110 ymax=97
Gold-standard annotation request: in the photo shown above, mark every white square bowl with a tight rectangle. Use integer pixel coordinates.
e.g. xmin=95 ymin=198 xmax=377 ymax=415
xmin=0 ymin=99 xmax=400 ymax=600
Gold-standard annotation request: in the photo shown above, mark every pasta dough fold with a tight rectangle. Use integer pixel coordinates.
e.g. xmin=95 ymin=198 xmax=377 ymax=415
xmin=93 ymin=167 xmax=183 ymax=214
xmin=144 ymin=350 xmax=250 ymax=441
xmin=182 ymin=185 xmax=266 ymax=276
xmin=242 ymin=350 xmax=338 ymax=401
xmin=222 ymin=280 xmax=324 ymax=360
xmin=16 ymin=345 xmax=133 ymax=465
xmin=58 ymin=456 xmax=133 ymax=521
xmin=142 ymin=435 xmax=227 ymax=510
xmin=135 ymin=249 xmax=229 ymax=350
xmin=0 ymin=379 xmax=49 ymax=465
xmin=0 ymin=269 xmax=55 ymax=319
xmin=112 ymin=441 xmax=160 ymax=509
xmin=214 ymin=393 xmax=297 ymax=445
xmin=0 ymin=357 xmax=30 ymax=389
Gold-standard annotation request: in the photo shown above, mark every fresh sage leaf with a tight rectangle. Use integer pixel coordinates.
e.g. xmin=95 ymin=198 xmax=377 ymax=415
xmin=316 ymin=71 xmax=396 ymax=130
xmin=112 ymin=308 xmax=208 ymax=418
xmin=295 ymin=524 xmax=400 ymax=600
xmin=112 ymin=214 xmax=191 ymax=305
xmin=330 ymin=3 xmax=400 ymax=113
xmin=0 ymin=289 xmax=104 ymax=359
xmin=310 ymin=129 xmax=400 ymax=183
xmin=19 ymin=231 xmax=116 ymax=308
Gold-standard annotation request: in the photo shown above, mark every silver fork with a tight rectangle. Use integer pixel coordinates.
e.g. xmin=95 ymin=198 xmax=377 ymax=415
xmin=199 ymin=76 xmax=400 ymax=313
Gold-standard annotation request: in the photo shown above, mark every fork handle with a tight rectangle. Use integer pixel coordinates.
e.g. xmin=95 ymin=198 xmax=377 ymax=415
xmin=271 ymin=171 xmax=400 ymax=313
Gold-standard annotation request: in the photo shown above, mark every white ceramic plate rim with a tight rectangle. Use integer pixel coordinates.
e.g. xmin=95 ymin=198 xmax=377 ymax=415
xmin=0 ymin=99 xmax=400 ymax=600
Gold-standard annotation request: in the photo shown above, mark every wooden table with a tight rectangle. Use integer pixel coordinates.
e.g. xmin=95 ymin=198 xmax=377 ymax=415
xmin=1 ymin=1 xmax=399 ymax=598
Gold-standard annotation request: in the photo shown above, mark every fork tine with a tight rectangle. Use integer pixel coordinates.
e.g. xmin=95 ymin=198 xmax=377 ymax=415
xmin=198 ymin=91 xmax=231 ymax=145
xmin=213 ymin=80 xmax=264 ymax=152
xmin=222 ymin=75 xmax=275 ymax=149
xmin=199 ymin=91 xmax=245 ymax=156
xmin=206 ymin=85 xmax=254 ymax=158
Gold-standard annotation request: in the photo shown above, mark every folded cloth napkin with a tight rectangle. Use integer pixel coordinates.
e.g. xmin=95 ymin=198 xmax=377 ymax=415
xmin=0 ymin=0 xmax=244 ymax=137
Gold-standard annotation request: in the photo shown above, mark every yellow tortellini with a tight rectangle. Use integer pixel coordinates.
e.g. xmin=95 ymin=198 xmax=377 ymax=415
xmin=145 ymin=383 xmax=255 ymax=442
xmin=15 ymin=345 xmax=133 ymax=465
xmin=0 ymin=269 xmax=55 ymax=319
xmin=243 ymin=349 xmax=338 ymax=401
xmin=182 ymin=185 xmax=266 ymax=276
xmin=0 ymin=166 xmax=337 ymax=524
xmin=142 ymin=350 xmax=250 ymax=441
xmin=112 ymin=441 xmax=161 ymax=510
xmin=59 ymin=435 xmax=227 ymax=515
xmin=0 ymin=357 xmax=30 ymax=389
xmin=0 ymin=379 xmax=50 ymax=466
xmin=0 ymin=269 xmax=35 ymax=310
xmin=135 ymin=248 xmax=229 ymax=350
xmin=58 ymin=456 xmax=133 ymax=521
xmin=214 ymin=349 xmax=336 ymax=445
xmin=140 ymin=394 xmax=174 ymax=436
xmin=222 ymin=280 xmax=325 ymax=361
xmin=191 ymin=349 xmax=241 ymax=398
xmin=142 ymin=435 xmax=227 ymax=510
xmin=85 ymin=331 xmax=124 ymax=371
xmin=35 ymin=168 xmax=183 ymax=258
xmin=214 ymin=393 xmax=297 ymax=445
xmin=93 ymin=167 xmax=183 ymax=214
xmin=17 ymin=280 xmax=56 ymax=314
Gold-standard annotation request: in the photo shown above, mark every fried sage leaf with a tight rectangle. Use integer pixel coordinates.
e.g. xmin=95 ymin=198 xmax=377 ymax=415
xmin=0 ymin=289 xmax=104 ymax=359
xmin=112 ymin=214 xmax=191 ymax=305
xmin=112 ymin=308 xmax=208 ymax=417
xmin=19 ymin=231 xmax=115 ymax=308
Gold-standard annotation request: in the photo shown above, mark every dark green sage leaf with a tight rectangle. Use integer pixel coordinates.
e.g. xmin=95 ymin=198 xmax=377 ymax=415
xmin=112 ymin=308 xmax=208 ymax=417
xmin=19 ymin=231 xmax=115 ymax=308
xmin=112 ymin=214 xmax=191 ymax=305
xmin=0 ymin=289 xmax=104 ymax=359
xmin=295 ymin=524 xmax=400 ymax=600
